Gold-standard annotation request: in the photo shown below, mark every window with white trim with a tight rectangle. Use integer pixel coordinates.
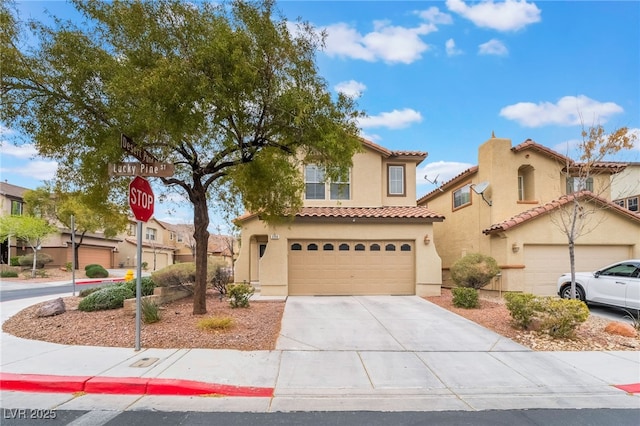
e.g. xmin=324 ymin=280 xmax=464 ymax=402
xmin=305 ymin=164 xmax=351 ymax=200
xmin=566 ymin=176 xmax=593 ymax=193
xmin=145 ymin=227 xmax=157 ymax=241
xmin=629 ymin=197 xmax=639 ymax=212
xmin=453 ymin=185 xmax=471 ymax=209
xmin=388 ymin=165 xmax=405 ymax=196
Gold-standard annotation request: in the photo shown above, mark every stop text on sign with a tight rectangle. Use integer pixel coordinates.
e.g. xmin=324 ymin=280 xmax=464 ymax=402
xmin=130 ymin=187 xmax=154 ymax=209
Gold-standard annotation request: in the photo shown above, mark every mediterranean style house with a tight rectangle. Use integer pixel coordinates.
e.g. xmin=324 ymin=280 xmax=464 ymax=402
xmin=0 ymin=181 xmax=120 ymax=268
xmin=612 ymin=162 xmax=639 ymax=213
xmin=234 ymin=139 xmax=445 ymax=297
xmin=417 ymin=135 xmax=640 ymax=296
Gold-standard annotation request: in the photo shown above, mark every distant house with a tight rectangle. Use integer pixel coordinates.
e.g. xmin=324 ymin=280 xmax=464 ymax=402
xmin=417 ymin=136 xmax=640 ymax=296
xmin=234 ymin=138 xmax=444 ymax=297
xmin=0 ymin=181 xmax=120 ymax=268
xmin=117 ymin=218 xmax=175 ymax=271
xmin=612 ymin=162 xmax=640 ymax=213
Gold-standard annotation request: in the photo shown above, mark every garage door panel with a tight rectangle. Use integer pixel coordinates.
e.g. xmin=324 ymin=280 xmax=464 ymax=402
xmin=524 ymin=245 xmax=631 ymax=296
xmin=288 ymin=240 xmax=414 ymax=296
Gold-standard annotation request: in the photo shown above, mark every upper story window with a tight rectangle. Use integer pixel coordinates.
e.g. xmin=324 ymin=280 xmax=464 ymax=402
xmin=388 ymin=165 xmax=405 ymax=196
xmin=453 ymin=185 xmax=471 ymax=210
xmin=305 ymin=164 xmax=350 ymax=200
xmin=566 ymin=176 xmax=593 ymax=194
xmin=127 ymin=223 xmax=136 ymax=236
xmin=628 ymin=197 xmax=639 ymax=212
xmin=177 ymin=233 xmax=184 ymax=243
xmin=518 ymin=165 xmax=535 ymax=201
xmin=145 ymin=227 xmax=157 ymax=241
xmin=169 ymin=232 xmax=175 ymax=241
xmin=10 ymin=200 xmax=23 ymax=216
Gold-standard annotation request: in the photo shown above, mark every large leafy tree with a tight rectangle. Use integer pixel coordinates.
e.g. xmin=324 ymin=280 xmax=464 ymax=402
xmin=23 ymin=187 xmax=129 ymax=270
xmin=2 ymin=0 xmax=362 ymax=314
xmin=0 ymin=215 xmax=57 ymax=277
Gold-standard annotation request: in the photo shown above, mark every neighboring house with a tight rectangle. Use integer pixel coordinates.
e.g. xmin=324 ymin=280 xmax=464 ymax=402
xmin=234 ymin=139 xmax=444 ymax=297
xmin=417 ymin=136 xmax=640 ymax=296
xmin=0 ymin=181 xmax=120 ymax=268
xmin=117 ymin=218 xmax=175 ymax=271
xmin=208 ymin=233 xmax=236 ymax=269
xmin=612 ymin=162 xmax=640 ymax=213
xmin=156 ymin=221 xmax=196 ymax=263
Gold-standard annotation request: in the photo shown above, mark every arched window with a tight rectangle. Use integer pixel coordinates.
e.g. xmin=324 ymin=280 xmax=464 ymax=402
xmin=400 ymin=244 xmax=411 ymax=252
xmin=307 ymin=243 xmax=318 ymax=251
xmin=385 ymin=244 xmax=396 ymax=251
xmin=291 ymin=243 xmax=302 ymax=251
xmin=370 ymin=244 xmax=381 ymax=251
xmin=323 ymin=243 xmax=334 ymax=251
xmin=355 ymin=243 xmax=365 ymax=251
xmin=339 ymin=243 xmax=350 ymax=251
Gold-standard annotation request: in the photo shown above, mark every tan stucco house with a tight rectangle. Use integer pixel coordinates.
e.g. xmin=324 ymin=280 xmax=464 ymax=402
xmin=117 ymin=218 xmax=175 ymax=271
xmin=417 ymin=136 xmax=640 ymax=296
xmin=234 ymin=139 xmax=445 ymax=297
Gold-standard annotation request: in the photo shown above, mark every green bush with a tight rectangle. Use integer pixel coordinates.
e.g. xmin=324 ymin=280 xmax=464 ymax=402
xmin=141 ymin=298 xmax=161 ymax=324
xmin=504 ymin=293 xmax=589 ymax=338
xmin=451 ymin=287 xmax=479 ymax=308
xmin=10 ymin=256 xmax=20 ymax=266
xmin=0 ymin=270 xmax=19 ymax=278
xmin=120 ymin=277 xmax=156 ymax=296
xmin=84 ymin=263 xmax=102 ymax=271
xmin=18 ymin=252 xmax=53 ymax=269
xmin=151 ymin=263 xmax=196 ymax=287
xmin=227 ymin=282 xmax=254 ymax=308
xmin=79 ymin=285 xmax=107 ymax=297
xmin=504 ymin=292 xmax=538 ymax=329
xmin=78 ymin=286 xmax=134 ymax=311
xmin=537 ymin=298 xmax=589 ymax=338
xmin=450 ymin=253 xmax=500 ymax=289
xmin=85 ymin=265 xmax=109 ymax=278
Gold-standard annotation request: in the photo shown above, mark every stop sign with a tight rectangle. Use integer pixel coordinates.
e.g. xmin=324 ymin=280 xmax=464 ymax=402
xmin=129 ymin=176 xmax=154 ymax=222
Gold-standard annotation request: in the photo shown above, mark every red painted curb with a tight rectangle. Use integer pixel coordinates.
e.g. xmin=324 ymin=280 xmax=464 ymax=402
xmin=0 ymin=373 xmax=90 ymax=393
xmin=75 ymin=278 xmax=126 ymax=285
xmin=614 ymin=383 xmax=640 ymax=394
xmin=0 ymin=373 xmax=274 ymax=397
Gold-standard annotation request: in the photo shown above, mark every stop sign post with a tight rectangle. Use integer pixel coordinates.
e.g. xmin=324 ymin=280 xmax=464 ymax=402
xmin=128 ymin=176 xmax=154 ymax=351
xmin=129 ymin=176 xmax=154 ymax=222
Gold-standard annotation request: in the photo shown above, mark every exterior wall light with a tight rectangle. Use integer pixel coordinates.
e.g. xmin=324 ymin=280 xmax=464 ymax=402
xmin=512 ymin=243 xmax=520 ymax=253
xmin=423 ymin=234 xmax=431 ymax=245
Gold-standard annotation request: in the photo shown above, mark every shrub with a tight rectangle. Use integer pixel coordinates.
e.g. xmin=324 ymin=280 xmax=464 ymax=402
xmin=151 ymin=263 xmax=196 ymax=287
xmin=451 ymin=287 xmax=479 ymax=308
xmin=141 ymin=261 xmax=148 ymax=270
xmin=84 ymin=264 xmax=102 ymax=271
xmin=141 ymin=298 xmax=161 ymax=324
xmin=79 ymin=285 xmax=107 ymax=297
xmin=120 ymin=277 xmax=156 ymax=296
xmin=504 ymin=292 xmax=538 ymax=329
xmin=18 ymin=252 xmax=53 ymax=269
xmin=227 ymin=282 xmax=254 ymax=308
xmin=65 ymin=262 xmax=72 ymax=272
xmin=450 ymin=253 xmax=500 ymax=289
xmin=10 ymin=256 xmax=20 ymax=266
xmin=85 ymin=265 xmax=109 ymax=278
xmin=197 ymin=316 xmax=233 ymax=331
xmin=504 ymin=293 xmax=589 ymax=338
xmin=78 ymin=286 xmax=134 ymax=311
xmin=537 ymin=298 xmax=589 ymax=338
xmin=0 ymin=270 xmax=19 ymax=278
xmin=210 ymin=264 xmax=232 ymax=296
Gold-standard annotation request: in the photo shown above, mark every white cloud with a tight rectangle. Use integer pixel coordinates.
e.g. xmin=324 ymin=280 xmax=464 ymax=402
xmin=478 ymin=39 xmax=508 ymax=56
xmin=323 ymin=21 xmax=436 ymax=64
xmin=500 ymin=95 xmax=625 ymax=127
xmin=446 ymin=0 xmax=541 ymax=32
xmin=358 ymin=108 xmax=423 ymax=129
xmin=358 ymin=130 xmax=383 ymax=143
xmin=445 ymin=38 xmax=463 ymax=56
xmin=416 ymin=7 xmax=453 ymax=25
xmin=1 ymin=160 xmax=58 ymax=180
xmin=418 ymin=161 xmax=475 ymax=187
xmin=335 ymin=80 xmax=367 ymax=98
xmin=0 ymin=142 xmax=39 ymax=159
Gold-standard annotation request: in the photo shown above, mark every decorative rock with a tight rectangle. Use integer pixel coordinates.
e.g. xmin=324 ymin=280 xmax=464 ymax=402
xmin=604 ymin=321 xmax=637 ymax=338
xmin=36 ymin=297 xmax=66 ymax=318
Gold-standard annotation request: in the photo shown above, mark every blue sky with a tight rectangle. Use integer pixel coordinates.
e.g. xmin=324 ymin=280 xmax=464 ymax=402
xmin=2 ymin=0 xmax=639 ymax=226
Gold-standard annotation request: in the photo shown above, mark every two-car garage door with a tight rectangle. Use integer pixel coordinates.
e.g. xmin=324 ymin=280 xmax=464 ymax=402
xmin=288 ymin=240 xmax=415 ymax=295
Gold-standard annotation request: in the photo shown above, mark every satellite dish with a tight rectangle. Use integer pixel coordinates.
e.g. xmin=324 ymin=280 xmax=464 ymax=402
xmin=471 ymin=181 xmax=490 ymax=194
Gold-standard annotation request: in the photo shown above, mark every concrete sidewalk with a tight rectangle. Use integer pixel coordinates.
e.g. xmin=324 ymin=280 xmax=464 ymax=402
xmin=1 ymin=293 xmax=639 ymax=413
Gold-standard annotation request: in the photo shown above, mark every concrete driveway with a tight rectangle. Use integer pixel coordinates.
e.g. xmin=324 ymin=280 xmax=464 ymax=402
xmin=276 ymin=295 xmax=525 ymax=352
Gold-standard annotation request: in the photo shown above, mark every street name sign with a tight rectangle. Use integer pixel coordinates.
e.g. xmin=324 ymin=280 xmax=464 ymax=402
xmin=109 ymin=162 xmax=174 ymax=177
xmin=121 ymin=134 xmax=159 ymax=164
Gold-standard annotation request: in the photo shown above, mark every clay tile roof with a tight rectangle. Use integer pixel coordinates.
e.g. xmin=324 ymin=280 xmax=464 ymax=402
xmin=360 ymin=138 xmax=427 ymax=161
xmin=483 ymin=191 xmax=640 ymax=235
xmin=511 ymin=139 xmax=570 ymax=163
xmin=296 ymin=206 xmax=444 ymax=220
xmin=417 ymin=166 xmax=479 ymax=204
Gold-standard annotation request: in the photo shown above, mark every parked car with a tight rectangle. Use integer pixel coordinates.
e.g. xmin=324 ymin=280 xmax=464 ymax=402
xmin=557 ymin=260 xmax=640 ymax=311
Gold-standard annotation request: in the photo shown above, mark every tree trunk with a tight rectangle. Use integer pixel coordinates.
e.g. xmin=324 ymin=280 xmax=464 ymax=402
xmin=31 ymin=247 xmax=37 ymax=278
xmin=74 ymin=232 xmax=86 ymax=270
xmin=192 ymin=187 xmax=210 ymax=315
